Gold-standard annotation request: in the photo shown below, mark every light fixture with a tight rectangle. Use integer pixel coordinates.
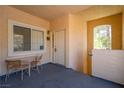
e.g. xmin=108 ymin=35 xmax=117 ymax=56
xmin=47 ymin=30 xmax=50 ymax=40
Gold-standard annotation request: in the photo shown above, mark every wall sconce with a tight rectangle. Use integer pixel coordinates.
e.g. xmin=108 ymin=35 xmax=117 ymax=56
xmin=47 ymin=30 xmax=50 ymax=41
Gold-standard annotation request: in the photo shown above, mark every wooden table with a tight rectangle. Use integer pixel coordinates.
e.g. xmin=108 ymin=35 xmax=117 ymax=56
xmin=6 ymin=55 xmax=36 ymax=77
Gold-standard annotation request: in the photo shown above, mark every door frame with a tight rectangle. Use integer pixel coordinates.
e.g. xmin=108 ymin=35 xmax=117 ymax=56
xmin=52 ymin=29 xmax=66 ymax=66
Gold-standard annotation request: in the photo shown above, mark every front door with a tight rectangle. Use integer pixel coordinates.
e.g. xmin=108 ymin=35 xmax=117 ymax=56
xmin=54 ymin=30 xmax=65 ymax=66
xmin=87 ymin=13 xmax=122 ymax=75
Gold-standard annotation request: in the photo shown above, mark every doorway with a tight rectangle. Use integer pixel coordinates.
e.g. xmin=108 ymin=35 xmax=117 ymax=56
xmin=87 ymin=13 xmax=122 ymax=75
xmin=53 ymin=30 xmax=66 ymax=66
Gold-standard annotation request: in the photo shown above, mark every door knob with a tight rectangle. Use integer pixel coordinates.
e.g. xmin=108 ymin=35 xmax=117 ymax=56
xmin=89 ymin=53 xmax=93 ymax=56
xmin=88 ymin=50 xmax=93 ymax=56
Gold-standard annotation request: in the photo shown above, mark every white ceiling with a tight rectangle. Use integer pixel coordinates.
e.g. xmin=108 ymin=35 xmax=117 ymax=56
xmin=11 ymin=5 xmax=92 ymax=21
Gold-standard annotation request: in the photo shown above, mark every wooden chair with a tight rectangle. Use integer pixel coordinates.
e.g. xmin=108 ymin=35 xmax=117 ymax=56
xmin=31 ymin=55 xmax=43 ymax=73
xmin=5 ymin=60 xmax=29 ymax=81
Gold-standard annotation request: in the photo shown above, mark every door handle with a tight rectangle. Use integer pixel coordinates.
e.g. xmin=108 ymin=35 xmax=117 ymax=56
xmin=88 ymin=50 xmax=93 ymax=56
xmin=89 ymin=53 xmax=93 ymax=56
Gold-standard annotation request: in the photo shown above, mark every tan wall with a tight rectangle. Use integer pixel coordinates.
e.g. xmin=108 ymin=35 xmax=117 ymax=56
xmin=68 ymin=14 xmax=83 ymax=71
xmin=50 ymin=15 xmax=69 ymax=31
xmin=0 ymin=6 xmax=50 ymax=76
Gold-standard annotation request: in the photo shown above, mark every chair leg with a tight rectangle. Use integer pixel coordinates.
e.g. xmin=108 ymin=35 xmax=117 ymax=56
xmin=15 ymin=71 xmax=18 ymax=75
xmin=5 ymin=74 xmax=8 ymax=82
xmin=21 ymin=70 xmax=23 ymax=80
xmin=36 ymin=65 xmax=40 ymax=73
xmin=28 ymin=65 xmax=31 ymax=77
xmin=5 ymin=70 xmax=9 ymax=82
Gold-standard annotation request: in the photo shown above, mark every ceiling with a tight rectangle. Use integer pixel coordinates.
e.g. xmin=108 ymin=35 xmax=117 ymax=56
xmin=11 ymin=5 xmax=92 ymax=21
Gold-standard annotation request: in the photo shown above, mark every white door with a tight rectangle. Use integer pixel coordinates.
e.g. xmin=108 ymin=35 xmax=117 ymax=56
xmin=54 ymin=30 xmax=65 ymax=66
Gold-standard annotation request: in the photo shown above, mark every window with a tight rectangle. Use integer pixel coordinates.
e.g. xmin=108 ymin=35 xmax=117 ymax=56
xmin=31 ymin=29 xmax=44 ymax=51
xmin=93 ymin=25 xmax=111 ymax=49
xmin=8 ymin=20 xmax=46 ymax=56
xmin=14 ymin=25 xmax=31 ymax=52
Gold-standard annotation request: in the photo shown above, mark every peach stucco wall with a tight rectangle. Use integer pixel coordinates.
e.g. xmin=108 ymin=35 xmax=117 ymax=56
xmin=68 ymin=14 xmax=83 ymax=71
xmin=0 ymin=6 xmax=50 ymax=76
xmin=50 ymin=5 xmax=124 ymax=73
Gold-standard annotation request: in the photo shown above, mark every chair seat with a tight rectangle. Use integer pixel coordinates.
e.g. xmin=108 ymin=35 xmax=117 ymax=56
xmin=31 ymin=61 xmax=39 ymax=65
xmin=20 ymin=64 xmax=29 ymax=70
xmin=21 ymin=64 xmax=29 ymax=67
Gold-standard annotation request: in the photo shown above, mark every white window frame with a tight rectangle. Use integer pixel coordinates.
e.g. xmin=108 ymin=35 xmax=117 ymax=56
xmin=8 ymin=20 xmax=47 ymax=57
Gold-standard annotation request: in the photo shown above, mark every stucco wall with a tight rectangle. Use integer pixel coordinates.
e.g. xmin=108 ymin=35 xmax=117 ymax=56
xmin=0 ymin=6 xmax=51 ymax=76
xmin=68 ymin=14 xmax=83 ymax=71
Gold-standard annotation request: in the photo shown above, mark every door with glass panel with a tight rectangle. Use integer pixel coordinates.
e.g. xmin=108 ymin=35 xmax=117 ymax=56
xmin=87 ymin=13 xmax=122 ymax=75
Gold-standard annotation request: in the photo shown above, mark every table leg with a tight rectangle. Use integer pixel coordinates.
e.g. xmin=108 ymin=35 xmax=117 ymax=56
xmin=5 ymin=69 xmax=9 ymax=82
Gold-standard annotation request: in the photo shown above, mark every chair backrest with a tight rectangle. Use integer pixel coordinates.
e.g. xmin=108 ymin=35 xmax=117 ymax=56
xmin=38 ymin=55 xmax=42 ymax=61
xmin=35 ymin=55 xmax=43 ymax=61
